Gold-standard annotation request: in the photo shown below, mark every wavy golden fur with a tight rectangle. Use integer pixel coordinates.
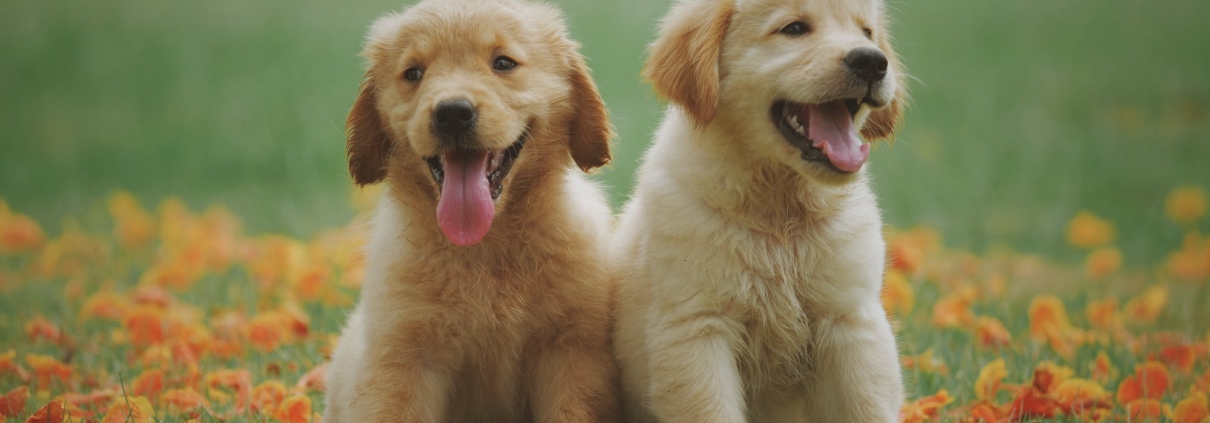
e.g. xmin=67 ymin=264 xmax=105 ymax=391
xmin=324 ymin=1 xmax=619 ymax=422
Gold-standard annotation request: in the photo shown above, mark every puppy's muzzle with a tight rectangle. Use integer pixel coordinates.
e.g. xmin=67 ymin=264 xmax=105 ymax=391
xmin=432 ymin=98 xmax=478 ymax=143
xmin=844 ymin=47 xmax=888 ymax=84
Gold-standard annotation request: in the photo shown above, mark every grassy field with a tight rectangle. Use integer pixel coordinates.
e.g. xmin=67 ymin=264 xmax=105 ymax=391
xmin=2 ymin=0 xmax=1209 ymax=421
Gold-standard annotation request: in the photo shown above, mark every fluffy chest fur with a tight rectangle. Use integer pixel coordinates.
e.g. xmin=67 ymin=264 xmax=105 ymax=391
xmin=614 ymin=117 xmax=887 ymax=398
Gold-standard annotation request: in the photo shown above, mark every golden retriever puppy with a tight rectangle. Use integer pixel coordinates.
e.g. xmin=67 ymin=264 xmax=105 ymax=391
xmin=612 ymin=0 xmax=907 ymax=421
xmin=323 ymin=1 xmax=619 ymax=422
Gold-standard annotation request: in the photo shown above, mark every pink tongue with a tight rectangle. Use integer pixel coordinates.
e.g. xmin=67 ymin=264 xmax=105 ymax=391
xmin=805 ymin=100 xmax=869 ymax=172
xmin=436 ymin=150 xmax=494 ymax=246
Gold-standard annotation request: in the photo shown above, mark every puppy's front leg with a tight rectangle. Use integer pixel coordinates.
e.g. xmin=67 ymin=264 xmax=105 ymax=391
xmin=344 ymin=353 xmax=453 ymax=423
xmin=530 ymin=330 xmax=620 ymax=423
xmin=647 ymin=314 xmax=746 ymax=423
xmin=804 ymin=303 xmax=904 ymax=423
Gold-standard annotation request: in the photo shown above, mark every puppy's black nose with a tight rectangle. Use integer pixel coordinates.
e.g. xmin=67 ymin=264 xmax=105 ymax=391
xmin=844 ymin=47 xmax=888 ymax=84
xmin=432 ymin=99 xmax=477 ymax=139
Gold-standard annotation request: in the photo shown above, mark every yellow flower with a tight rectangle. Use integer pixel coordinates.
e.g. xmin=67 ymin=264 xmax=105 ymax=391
xmin=1166 ymin=185 xmax=1208 ymax=227
xmin=975 ymin=359 xmax=1007 ymax=401
xmin=1166 ymin=232 xmax=1209 ymax=282
xmin=1084 ymin=246 xmax=1122 ymax=279
xmin=0 ymin=200 xmax=46 ymax=254
xmin=1124 ymin=285 xmax=1169 ymax=324
xmin=1028 ymin=295 xmax=1076 ymax=358
xmin=1065 ymin=211 xmax=1115 ymax=249
xmin=1085 ymin=297 xmax=1119 ymax=330
xmin=880 ymin=270 xmax=914 ymax=316
xmin=107 ymin=191 xmax=156 ymax=249
xmin=1088 ymin=351 xmax=1119 ymax=384
xmin=101 ymin=395 xmax=154 ymax=423
xmin=975 ymin=316 xmax=1012 ymax=349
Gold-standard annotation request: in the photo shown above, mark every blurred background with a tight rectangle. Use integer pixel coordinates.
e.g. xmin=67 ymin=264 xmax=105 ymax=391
xmin=2 ymin=0 xmax=1208 ymax=264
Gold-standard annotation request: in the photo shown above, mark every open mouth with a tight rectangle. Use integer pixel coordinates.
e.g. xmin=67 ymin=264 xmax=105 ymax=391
xmin=422 ymin=132 xmax=527 ymax=246
xmin=424 ymin=133 xmax=527 ymax=201
xmin=771 ymin=98 xmax=873 ymax=173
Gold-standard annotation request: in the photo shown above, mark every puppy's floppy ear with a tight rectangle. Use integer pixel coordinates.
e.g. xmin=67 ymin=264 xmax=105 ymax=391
xmin=643 ymin=0 xmax=734 ymax=127
xmin=861 ymin=32 xmax=908 ymax=141
xmin=565 ymin=49 xmax=614 ymax=172
xmin=346 ymin=74 xmax=393 ymax=186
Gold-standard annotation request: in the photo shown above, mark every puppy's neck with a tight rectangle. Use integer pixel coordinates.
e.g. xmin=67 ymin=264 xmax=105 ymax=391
xmin=659 ymin=108 xmax=867 ymax=236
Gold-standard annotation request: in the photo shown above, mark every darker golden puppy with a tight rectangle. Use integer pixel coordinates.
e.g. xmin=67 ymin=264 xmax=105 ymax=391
xmin=324 ymin=1 xmax=618 ymax=422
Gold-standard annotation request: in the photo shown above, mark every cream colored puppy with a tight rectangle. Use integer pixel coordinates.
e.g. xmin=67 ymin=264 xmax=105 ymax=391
xmin=613 ymin=0 xmax=908 ymax=421
xmin=324 ymin=1 xmax=619 ymax=422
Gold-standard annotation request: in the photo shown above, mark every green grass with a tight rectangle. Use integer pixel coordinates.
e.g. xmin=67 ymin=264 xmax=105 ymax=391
xmin=2 ymin=0 xmax=1209 ymax=421
xmin=3 ymin=0 xmax=1209 ymax=262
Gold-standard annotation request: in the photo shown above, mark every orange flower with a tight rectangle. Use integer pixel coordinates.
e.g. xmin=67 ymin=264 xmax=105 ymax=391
xmin=1124 ymin=285 xmax=1169 ymax=324
xmin=899 ymin=389 xmax=954 ymax=423
xmin=206 ymin=369 xmax=252 ymax=410
xmin=1052 ymin=379 xmax=1111 ymax=418
xmin=1006 ymin=387 xmax=1059 ymax=420
xmin=247 ymin=314 xmax=286 ymax=352
xmin=1160 ymin=344 xmax=1201 ymax=373
xmin=0 ymin=386 xmax=28 ymax=418
xmin=1066 ymin=211 xmax=1115 ymax=249
xmin=1031 ymin=361 xmax=1074 ymax=394
xmin=974 ymin=359 xmax=1007 ymax=401
xmin=160 ymin=388 xmax=207 ymax=414
xmin=1085 ymin=298 xmax=1119 ymax=330
xmin=975 ymin=316 xmax=1012 ymax=349
xmin=1166 ymin=232 xmax=1209 ymax=282
xmin=24 ymin=397 xmax=65 ymax=423
xmin=1171 ymin=391 xmax=1209 ymax=423
xmin=881 ymin=270 xmax=914 ymax=316
xmin=1116 ymin=361 xmax=1170 ymax=404
xmin=965 ymin=403 xmax=1004 ymax=423
xmin=100 ymin=396 xmax=154 ymax=423
xmin=1125 ymin=398 xmax=1165 ymax=421
xmin=295 ymin=363 xmax=327 ymax=393
xmin=1029 ymin=295 xmax=1071 ymax=340
xmin=80 ymin=291 xmax=132 ymax=321
xmin=139 ymin=256 xmax=204 ymax=291
xmin=901 ymin=350 xmax=948 ymax=376
xmin=0 ymin=201 xmax=46 ymax=254
xmin=887 ymin=227 xmax=941 ymax=275
xmin=130 ymin=368 xmax=165 ymax=400
xmin=25 ymin=316 xmax=63 ymax=344
xmin=25 ymin=353 xmax=72 ymax=388
xmin=251 ymin=380 xmax=288 ymax=415
xmin=64 ymin=389 xmax=116 ymax=410
xmin=123 ymin=306 xmax=167 ymax=347
xmin=246 ymin=306 xmax=310 ymax=352
xmin=932 ymin=288 xmax=977 ymax=329
xmin=1089 ymin=351 xmax=1119 ymax=384
xmin=1084 ymin=247 xmax=1122 ymax=279
xmin=107 ymin=191 xmax=156 ymax=249
xmin=1028 ymin=295 xmax=1075 ymax=358
xmin=1166 ymin=185 xmax=1208 ymax=226
xmin=274 ymin=395 xmax=312 ymax=423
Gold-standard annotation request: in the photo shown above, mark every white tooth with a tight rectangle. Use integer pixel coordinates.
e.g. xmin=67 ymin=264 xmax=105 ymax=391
xmin=853 ymin=103 xmax=872 ymax=129
xmin=795 ymin=124 xmax=806 ymax=136
xmin=489 ymin=151 xmax=504 ymax=173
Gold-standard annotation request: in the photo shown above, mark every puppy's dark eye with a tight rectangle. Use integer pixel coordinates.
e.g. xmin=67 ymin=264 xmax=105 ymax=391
xmin=779 ymin=21 xmax=810 ymax=36
xmin=493 ymin=56 xmax=518 ymax=72
xmin=403 ymin=68 xmax=424 ymax=82
xmin=862 ymin=27 xmax=873 ymax=39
